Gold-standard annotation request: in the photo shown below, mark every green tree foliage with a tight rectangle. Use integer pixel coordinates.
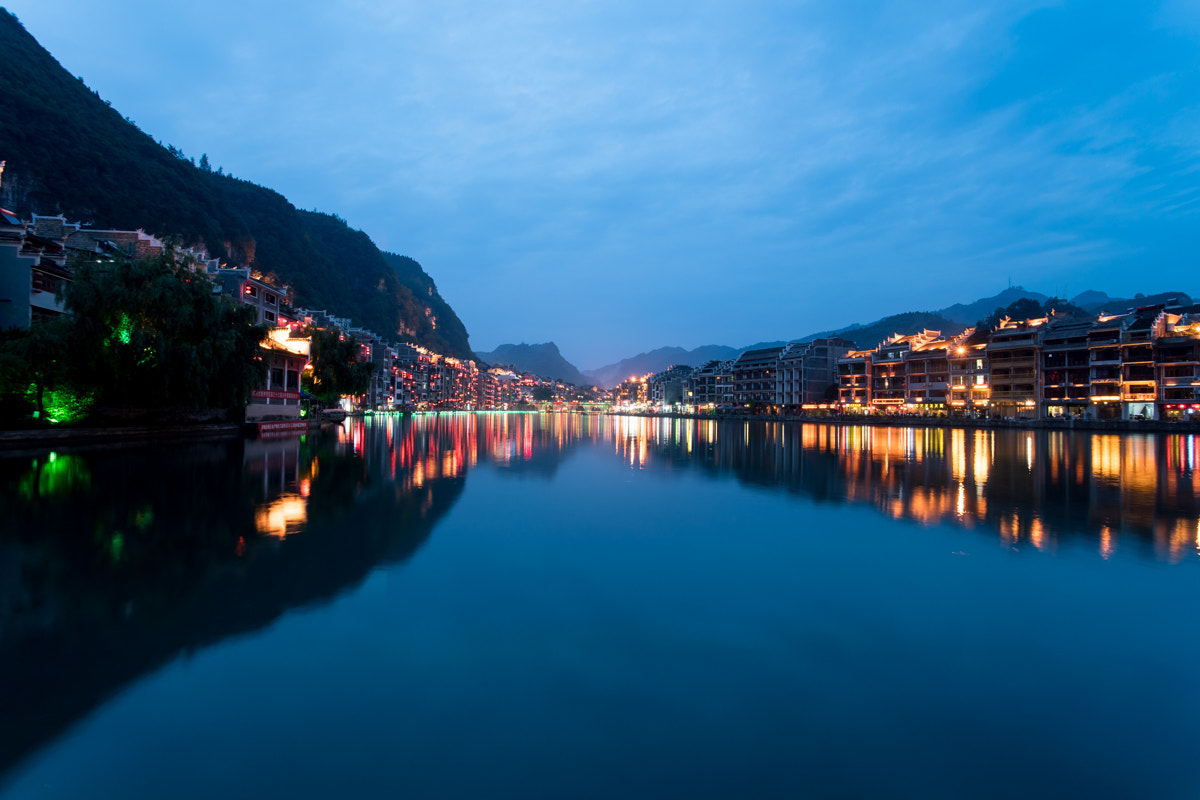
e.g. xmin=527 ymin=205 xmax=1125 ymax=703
xmin=302 ymin=327 xmax=373 ymax=405
xmin=382 ymin=252 xmax=474 ymax=359
xmin=531 ymin=385 xmax=555 ymax=402
xmin=833 ymin=312 xmax=966 ymax=351
xmin=0 ymin=316 xmax=67 ymax=419
xmin=1041 ymin=296 xmax=1089 ymax=318
xmin=63 ymin=252 xmax=268 ymax=411
xmin=976 ymin=297 xmax=1090 ymax=332
xmin=0 ymin=12 xmax=473 ymax=358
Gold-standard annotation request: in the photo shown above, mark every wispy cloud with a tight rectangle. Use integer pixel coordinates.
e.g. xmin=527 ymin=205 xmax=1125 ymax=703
xmin=8 ymin=0 xmax=1200 ymax=365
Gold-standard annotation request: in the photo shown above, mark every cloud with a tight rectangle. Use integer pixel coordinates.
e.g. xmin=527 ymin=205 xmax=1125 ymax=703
xmin=7 ymin=0 xmax=1200 ymax=365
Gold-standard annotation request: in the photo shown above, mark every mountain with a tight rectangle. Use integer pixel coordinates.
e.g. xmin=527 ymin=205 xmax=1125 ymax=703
xmin=799 ymin=312 xmax=966 ymax=350
xmin=1070 ymin=290 xmax=1193 ymax=313
xmin=591 ymin=283 xmax=1197 ymax=389
xmin=734 ymin=340 xmax=789 ymax=353
xmin=475 ymin=343 xmax=589 ymax=385
xmin=0 ymin=11 xmax=473 ymax=360
xmin=937 ymin=287 xmax=1049 ymax=325
xmin=1070 ymin=290 xmax=1110 ymax=309
xmin=583 ymin=345 xmax=741 ymax=388
xmin=381 ymin=253 xmax=473 ymax=360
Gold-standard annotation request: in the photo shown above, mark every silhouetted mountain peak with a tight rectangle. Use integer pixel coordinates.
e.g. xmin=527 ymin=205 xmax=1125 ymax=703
xmin=475 ymin=342 xmax=588 ymax=385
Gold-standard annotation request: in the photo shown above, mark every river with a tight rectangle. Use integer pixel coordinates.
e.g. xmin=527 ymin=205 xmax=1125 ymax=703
xmin=2 ymin=413 xmax=1199 ymax=798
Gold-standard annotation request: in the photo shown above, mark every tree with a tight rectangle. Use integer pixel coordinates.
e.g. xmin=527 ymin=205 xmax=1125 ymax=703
xmin=63 ymin=250 xmax=269 ymax=411
xmin=302 ymin=327 xmax=373 ymax=405
xmin=1042 ymin=297 xmax=1088 ymax=318
xmin=7 ymin=316 xmax=70 ymax=420
xmin=977 ymin=297 xmax=1050 ymax=332
xmin=531 ymin=385 xmax=555 ymax=402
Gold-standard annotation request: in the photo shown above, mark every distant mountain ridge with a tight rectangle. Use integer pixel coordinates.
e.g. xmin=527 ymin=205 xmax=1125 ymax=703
xmin=475 ymin=343 xmax=589 ymax=385
xmin=1069 ymin=289 xmax=1192 ymax=313
xmin=582 ymin=345 xmax=741 ymax=388
xmin=937 ymin=287 xmax=1050 ymax=325
xmin=582 ymin=285 xmax=1196 ymax=387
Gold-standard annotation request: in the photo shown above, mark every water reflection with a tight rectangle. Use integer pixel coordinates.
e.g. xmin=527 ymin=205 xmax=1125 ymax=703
xmin=1 ymin=419 xmax=472 ymax=782
xmin=599 ymin=419 xmax=1200 ymax=563
xmin=2 ymin=413 xmax=1198 ymax=788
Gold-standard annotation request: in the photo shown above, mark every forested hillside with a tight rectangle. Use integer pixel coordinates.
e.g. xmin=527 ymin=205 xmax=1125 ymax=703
xmin=0 ymin=10 xmax=473 ymax=359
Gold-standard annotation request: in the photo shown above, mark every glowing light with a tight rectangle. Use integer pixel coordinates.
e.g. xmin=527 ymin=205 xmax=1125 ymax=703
xmin=254 ymin=494 xmax=307 ymax=539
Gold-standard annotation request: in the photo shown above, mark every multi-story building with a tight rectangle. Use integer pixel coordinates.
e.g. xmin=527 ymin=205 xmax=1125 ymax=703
xmin=1087 ymin=314 xmax=1124 ymax=419
xmin=948 ymin=330 xmax=989 ymax=416
xmin=837 ymin=349 xmax=872 ymax=410
xmin=1039 ymin=317 xmax=1093 ymax=419
xmin=613 ymin=375 xmax=650 ymax=407
xmin=648 ymin=365 xmax=693 ymax=407
xmin=1120 ymin=311 xmax=1157 ymax=420
xmin=683 ymin=360 xmax=720 ymax=407
xmin=1154 ymin=306 xmax=1200 ymax=420
xmin=988 ymin=316 xmax=1046 ymax=418
xmin=904 ymin=337 xmax=951 ymax=411
xmin=473 ymin=370 xmax=500 ymax=410
xmin=246 ymin=328 xmax=311 ymax=423
xmin=868 ymin=330 xmax=941 ymax=413
xmin=684 ymin=359 xmax=735 ymax=407
xmin=0 ymin=206 xmax=42 ymax=329
xmin=1 ymin=210 xmax=221 ymax=329
xmin=210 ymin=266 xmax=289 ymax=327
xmin=775 ymin=337 xmax=855 ymax=410
xmin=732 ymin=346 xmax=783 ymax=407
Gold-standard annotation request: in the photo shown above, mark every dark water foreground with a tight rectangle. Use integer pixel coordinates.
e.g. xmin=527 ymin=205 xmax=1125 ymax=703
xmin=1 ymin=414 xmax=1198 ymax=799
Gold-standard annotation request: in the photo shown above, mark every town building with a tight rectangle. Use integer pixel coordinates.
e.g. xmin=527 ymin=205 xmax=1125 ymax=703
xmin=987 ymin=316 xmax=1047 ymax=419
xmin=210 ymin=266 xmax=289 ymax=326
xmin=732 ymin=346 xmax=783 ymax=407
xmin=613 ymin=374 xmax=650 ymax=407
xmin=1038 ymin=316 xmax=1092 ymax=419
xmin=682 ymin=359 xmax=735 ymax=408
xmin=837 ymin=349 xmax=873 ymax=410
xmin=903 ymin=336 xmax=951 ymax=412
xmin=1087 ymin=314 xmax=1125 ymax=420
xmin=867 ymin=330 xmax=941 ymax=413
xmin=1154 ymin=306 xmax=1200 ymax=420
xmin=775 ymin=337 xmax=855 ymax=410
xmin=1119 ymin=309 xmax=1158 ymax=420
xmin=648 ymin=364 xmax=693 ymax=407
xmin=246 ymin=328 xmax=311 ymax=424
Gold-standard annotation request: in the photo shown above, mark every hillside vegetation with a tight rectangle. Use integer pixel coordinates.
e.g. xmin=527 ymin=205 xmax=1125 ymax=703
xmin=0 ymin=10 xmax=473 ymax=360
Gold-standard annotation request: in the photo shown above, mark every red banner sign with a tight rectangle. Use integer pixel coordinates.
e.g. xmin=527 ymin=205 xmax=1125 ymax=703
xmin=256 ymin=420 xmax=310 ymax=439
xmin=251 ymin=389 xmax=303 ymax=400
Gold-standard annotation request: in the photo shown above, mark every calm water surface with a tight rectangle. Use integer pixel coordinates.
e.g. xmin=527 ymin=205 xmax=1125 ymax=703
xmin=2 ymin=414 xmax=1199 ymax=799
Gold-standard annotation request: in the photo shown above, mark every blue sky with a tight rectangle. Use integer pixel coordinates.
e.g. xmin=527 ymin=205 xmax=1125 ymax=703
xmin=7 ymin=0 xmax=1200 ymax=367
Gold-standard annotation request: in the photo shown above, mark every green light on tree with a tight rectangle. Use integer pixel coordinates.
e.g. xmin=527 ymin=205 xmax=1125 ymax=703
xmin=117 ymin=313 xmax=132 ymax=345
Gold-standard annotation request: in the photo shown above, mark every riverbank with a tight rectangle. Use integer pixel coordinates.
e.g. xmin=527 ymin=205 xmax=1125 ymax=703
xmin=607 ymin=410 xmax=1200 ymax=434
